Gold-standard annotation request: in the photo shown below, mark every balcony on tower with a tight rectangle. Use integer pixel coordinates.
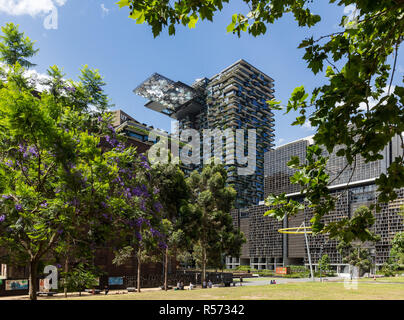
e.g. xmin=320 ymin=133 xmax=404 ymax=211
xmin=133 ymin=73 xmax=206 ymax=120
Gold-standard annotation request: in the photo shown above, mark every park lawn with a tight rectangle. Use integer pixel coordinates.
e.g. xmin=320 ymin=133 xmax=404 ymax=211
xmin=57 ymin=282 xmax=404 ymax=300
xmin=240 ymin=277 xmax=274 ymax=282
xmin=357 ymin=276 xmax=404 ymax=283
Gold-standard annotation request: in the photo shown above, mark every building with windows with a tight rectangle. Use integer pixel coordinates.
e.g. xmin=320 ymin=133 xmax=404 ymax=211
xmin=112 ymin=109 xmax=156 ymax=154
xmin=228 ymin=135 xmax=404 ymax=273
xmin=134 ymin=59 xmax=276 ymax=208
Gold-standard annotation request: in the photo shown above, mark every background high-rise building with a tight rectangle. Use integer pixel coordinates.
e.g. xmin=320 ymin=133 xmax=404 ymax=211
xmin=134 ymin=59 xmax=276 ymax=208
xmin=229 ymin=134 xmax=404 ymax=272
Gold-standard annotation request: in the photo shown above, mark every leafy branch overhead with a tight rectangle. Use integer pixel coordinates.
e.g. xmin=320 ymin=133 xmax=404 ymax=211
xmin=117 ymin=0 xmax=404 ymax=243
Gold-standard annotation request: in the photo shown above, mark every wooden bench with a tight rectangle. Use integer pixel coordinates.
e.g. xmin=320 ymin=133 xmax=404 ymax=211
xmin=37 ymin=292 xmax=56 ymax=297
xmin=84 ymin=289 xmax=101 ymax=294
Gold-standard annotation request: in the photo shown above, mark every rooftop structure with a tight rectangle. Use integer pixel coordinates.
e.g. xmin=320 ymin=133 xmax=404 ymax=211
xmin=134 ymin=59 xmax=276 ymax=208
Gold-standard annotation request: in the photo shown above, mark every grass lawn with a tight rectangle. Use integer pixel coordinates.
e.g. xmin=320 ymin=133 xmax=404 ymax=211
xmin=357 ymin=276 xmax=404 ymax=283
xmin=240 ymin=277 xmax=274 ymax=282
xmin=55 ymin=281 xmax=404 ymax=300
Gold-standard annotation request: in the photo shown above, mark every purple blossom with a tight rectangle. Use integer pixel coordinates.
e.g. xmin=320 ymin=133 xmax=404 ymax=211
xmin=116 ymin=143 xmax=125 ymax=152
xmin=153 ymin=187 xmax=160 ymax=195
xmin=132 ymin=187 xmax=142 ymax=197
xmin=135 ymin=231 xmax=142 ymax=242
xmin=18 ymin=143 xmax=26 ymax=153
xmin=5 ymin=160 xmax=13 ymax=167
xmin=153 ymin=202 xmax=163 ymax=213
xmin=158 ymin=241 xmax=168 ymax=250
xmin=2 ymin=195 xmax=11 ymax=200
xmin=0 ymin=215 xmax=5 ymax=222
xmin=140 ymin=199 xmax=146 ymax=211
xmin=57 ymin=229 xmax=64 ymax=235
xmin=150 ymin=228 xmax=162 ymax=238
xmin=29 ymin=147 xmax=38 ymax=157
xmin=141 ymin=161 xmax=150 ymax=170
xmin=98 ymin=116 xmax=103 ymax=122
xmin=105 ymin=135 xmax=118 ymax=147
xmin=107 ymin=124 xmax=116 ymax=134
xmin=136 ymin=217 xmax=150 ymax=227
xmin=56 ymin=264 xmax=62 ymax=269
xmin=15 ymin=204 xmax=23 ymax=211
xmin=40 ymin=202 xmax=48 ymax=208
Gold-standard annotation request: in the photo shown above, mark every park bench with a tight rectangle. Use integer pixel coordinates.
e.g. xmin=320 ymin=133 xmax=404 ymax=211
xmin=37 ymin=292 xmax=56 ymax=297
xmin=127 ymin=287 xmax=137 ymax=292
xmin=84 ymin=289 xmax=101 ymax=294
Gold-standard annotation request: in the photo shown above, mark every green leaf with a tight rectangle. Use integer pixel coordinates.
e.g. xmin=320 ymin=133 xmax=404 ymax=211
xmin=264 ymin=209 xmax=275 ymax=216
xmin=129 ymin=10 xmax=145 ymax=24
xmin=116 ymin=0 xmax=130 ymax=9
xmin=169 ymin=24 xmax=176 ymax=36
xmin=188 ymin=15 xmax=199 ymax=29
xmin=226 ymin=22 xmax=235 ymax=33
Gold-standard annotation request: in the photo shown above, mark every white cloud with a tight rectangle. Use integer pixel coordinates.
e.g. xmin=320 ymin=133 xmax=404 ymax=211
xmin=343 ymin=4 xmax=356 ymax=15
xmin=358 ymin=86 xmax=395 ymax=111
xmin=303 ymin=120 xmax=314 ymax=131
xmin=398 ymin=65 xmax=404 ymax=74
xmin=278 ymin=138 xmax=285 ymax=144
xmin=25 ymin=69 xmax=52 ymax=92
xmin=0 ymin=63 xmax=54 ymax=92
xmin=101 ymin=3 xmax=109 ymax=17
xmin=0 ymin=0 xmax=67 ymax=16
xmin=343 ymin=4 xmax=359 ymax=30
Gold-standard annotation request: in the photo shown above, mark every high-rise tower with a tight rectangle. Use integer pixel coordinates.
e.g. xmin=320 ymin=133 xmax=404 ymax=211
xmin=134 ymin=59 xmax=275 ymax=208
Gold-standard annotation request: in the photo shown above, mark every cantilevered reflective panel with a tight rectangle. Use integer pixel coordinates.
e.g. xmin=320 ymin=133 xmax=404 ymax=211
xmin=134 ymin=73 xmax=198 ymax=115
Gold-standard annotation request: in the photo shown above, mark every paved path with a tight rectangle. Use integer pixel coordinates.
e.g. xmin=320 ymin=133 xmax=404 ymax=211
xmin=238 ymin=277 xmax=345 ymax=287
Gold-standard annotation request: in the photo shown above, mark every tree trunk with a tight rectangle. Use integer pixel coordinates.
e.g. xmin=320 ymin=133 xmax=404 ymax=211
xmin=64 ymin=255 xmax=69 ymax=298
xmin=28 ymin=259 xmax=38 ymax=300
xmin=164 ymin=247 xmax=169 ymax=291
xmin=137 ymin=248 xmax=141 ymax=293
xmin=202 ymin=246 xmax=206 ymax=284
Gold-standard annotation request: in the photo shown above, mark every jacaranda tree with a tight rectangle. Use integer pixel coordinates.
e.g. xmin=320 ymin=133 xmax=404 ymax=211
xmin=0 ymin=24 xmax=161 ymax=300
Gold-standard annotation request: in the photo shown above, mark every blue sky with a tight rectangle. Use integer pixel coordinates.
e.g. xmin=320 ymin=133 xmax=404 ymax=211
xmin=0 ymin=0 xmax=402 ymax=146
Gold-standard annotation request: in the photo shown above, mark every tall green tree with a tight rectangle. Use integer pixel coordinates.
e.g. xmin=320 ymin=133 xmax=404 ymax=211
xmin=338 ymin=242 xmax=373 ymax=277
xmin=318 ymin=254 xmax=331 ymax=275
xmin=150 ymin=161 xmax=192 ymax=290
xmin=117 ymin=0 xmax=404 ymax=242
xmin=186 ymin=162 xmax=244 ymax=283
xmin=389 ymin=231 xmax=404 ymax=265
xmin=0 ymin=23 xmax=38 ymax=68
